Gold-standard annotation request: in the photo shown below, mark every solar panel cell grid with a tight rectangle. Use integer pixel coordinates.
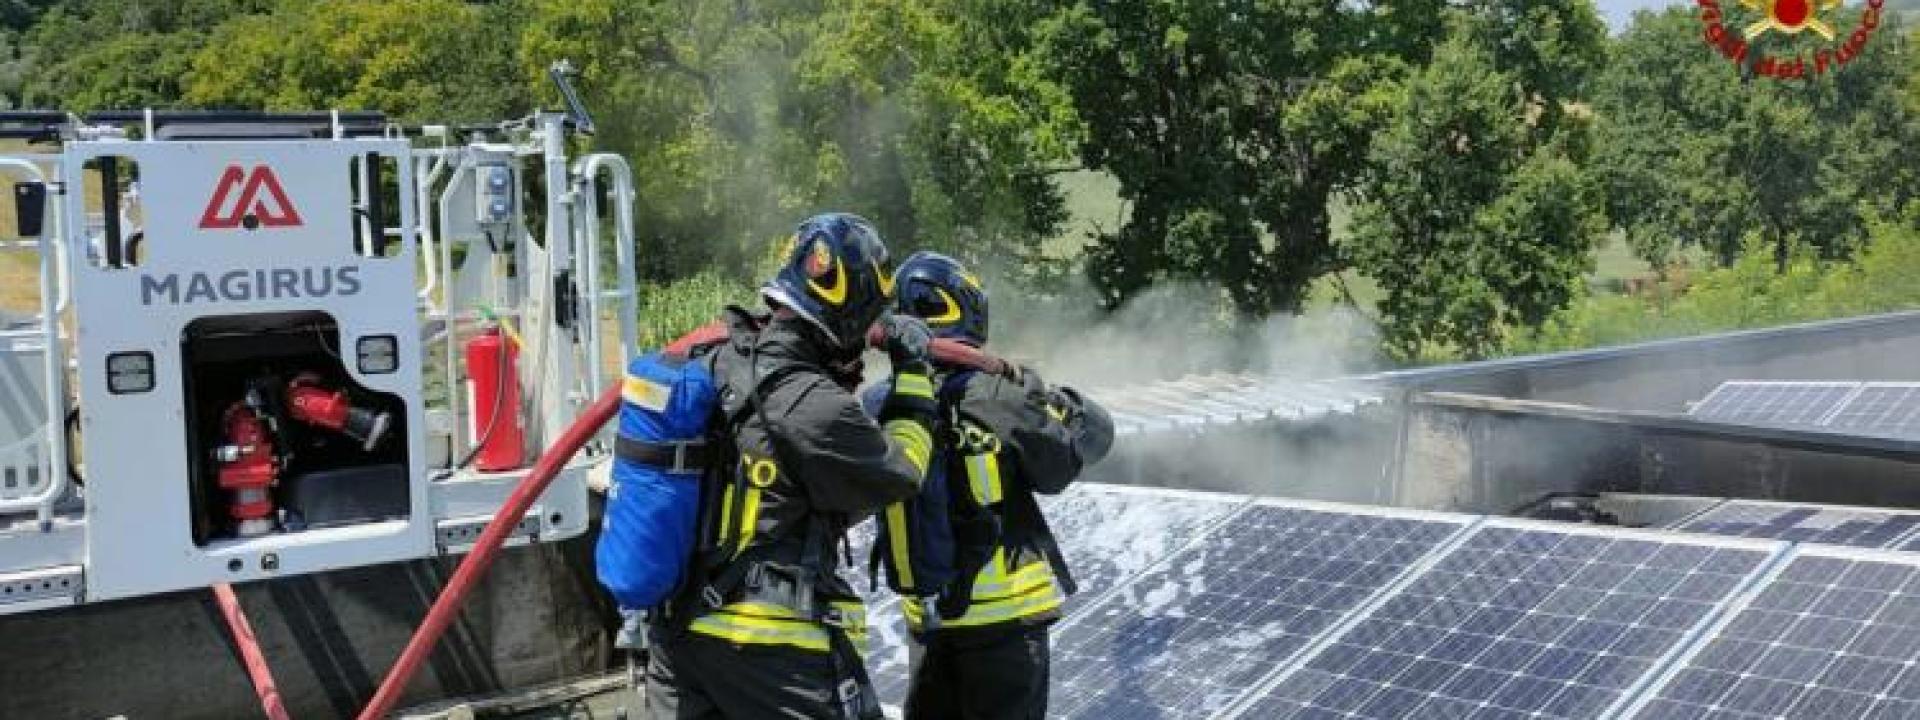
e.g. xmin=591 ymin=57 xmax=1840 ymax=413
xmin=1042 ymin=488 xmax=1249 ymax=612
xmin=1679 ymin=501 xmax=1920 ymax=549
xmin=1237 ymin=526 xmax=1773 ymax=720
xmin=1823 ymin=384 xmax=1920 ymax=440
xmin=1688 ymin=382 xmax=1860 ymax=427
xmin=1630 ymin=552 xmax=1920 ymax=720
xmin=1046 ymin=504 xmax=1462 ymax=719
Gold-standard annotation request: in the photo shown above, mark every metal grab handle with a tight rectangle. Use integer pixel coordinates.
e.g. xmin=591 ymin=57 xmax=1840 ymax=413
xmin=572 ymin=153 xmax=638 ymax=373
xmin=414 ymin=153 xmax=450 ymax=310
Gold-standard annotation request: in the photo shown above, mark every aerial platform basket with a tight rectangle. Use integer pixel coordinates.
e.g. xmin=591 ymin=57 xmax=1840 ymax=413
xmin=0 ymin=99 xmax=640 ymax=615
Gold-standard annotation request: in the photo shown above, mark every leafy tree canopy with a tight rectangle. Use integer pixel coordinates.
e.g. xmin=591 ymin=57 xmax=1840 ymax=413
xmin=1594 ymin=7 xmax=1919 ymax=269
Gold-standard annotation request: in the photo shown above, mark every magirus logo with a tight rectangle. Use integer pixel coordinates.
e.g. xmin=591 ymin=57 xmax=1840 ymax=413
xmin=199 ymin=164 xmax=303 ymax=230
xmin=139 ymin=266 xmax=362 ymax=306
xmin=1699 ymin=0 xmax=1887 ymax=80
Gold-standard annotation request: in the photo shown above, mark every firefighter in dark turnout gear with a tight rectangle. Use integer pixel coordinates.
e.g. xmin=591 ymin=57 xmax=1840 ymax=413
xmin=643 ymin=214 xmax=938 ymax=719
xmin=876 ymin=252 xmax=1116 ymax=720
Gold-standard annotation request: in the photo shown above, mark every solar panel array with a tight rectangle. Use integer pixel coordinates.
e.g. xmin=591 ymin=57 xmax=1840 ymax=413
xmin=853 ymin=485 xmax=1247 ymax=707
xmin=1687 ymin=380 xmax=1920 ymax=440
xmin=1678 ymin=500 xmax=1920 ymax=549
xmin=1824 ymin=384 xmax=1920 ymax=440
xmin=1688 ymin=381 xmax=1862 ymax=427
xmin=1048 ymin=504 xmax=1465 ymax=719
xmin=1081 ymin=373 xmax=1382 ymax=437
xmin=1233 ymin=525 xmax=1773 ymax=720
xmin=855 ymin=484 xmax=1920 ymax=719
xmin=1626 ymin=547 xmax=1920 ymax=719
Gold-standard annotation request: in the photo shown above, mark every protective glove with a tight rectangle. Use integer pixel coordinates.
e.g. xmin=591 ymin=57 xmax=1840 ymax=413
xmin=999 ymin=362 xmax=1026 ymax=385
xmin=880 ymin=314 xmax=933 ymax=373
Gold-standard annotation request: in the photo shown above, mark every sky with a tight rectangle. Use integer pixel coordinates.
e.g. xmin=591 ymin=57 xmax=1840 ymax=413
xmin=1597 ymin=0 xmax=1679 ymax=33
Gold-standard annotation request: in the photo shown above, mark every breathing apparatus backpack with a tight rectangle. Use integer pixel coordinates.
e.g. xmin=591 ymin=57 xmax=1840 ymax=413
xmin=594 ymin=349 xmax=721 ymax=611
xmin=593 ymin=309 xmax=789 ymax=613
xmin=863 ymin=371 xmax=1001 ymax=631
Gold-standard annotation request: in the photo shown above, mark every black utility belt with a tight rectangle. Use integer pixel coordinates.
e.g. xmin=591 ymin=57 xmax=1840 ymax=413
xmin=712 ymin=561 xmax=859 ymax=623
xmin=615 ymin=435 xmax=709 ymax=474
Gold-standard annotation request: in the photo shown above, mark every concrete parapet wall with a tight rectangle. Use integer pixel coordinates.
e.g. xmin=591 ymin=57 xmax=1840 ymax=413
xmin=1400 ymin=392 xmax=1920 ymax=515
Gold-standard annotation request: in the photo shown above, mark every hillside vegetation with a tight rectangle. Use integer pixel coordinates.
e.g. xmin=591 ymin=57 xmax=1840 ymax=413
xmin=0 ymin=1 xmax=1916 ymax=366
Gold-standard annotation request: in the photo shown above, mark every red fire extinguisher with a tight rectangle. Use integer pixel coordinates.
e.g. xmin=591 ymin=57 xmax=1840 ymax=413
xmin=465 ymin=326 xmax=526 ymax=472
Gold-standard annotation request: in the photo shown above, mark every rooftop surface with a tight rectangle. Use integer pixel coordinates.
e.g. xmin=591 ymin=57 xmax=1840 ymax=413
xmin=441 ymin=483 xmax=1920 ymax=720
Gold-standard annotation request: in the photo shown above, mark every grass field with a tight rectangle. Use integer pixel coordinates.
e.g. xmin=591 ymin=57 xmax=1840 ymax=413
xmin=1051 ymin=170 xmax=1120 ymax=258
xmin=0 ymin=158 xmax=39 ymax=315
xmin=1 ymin=252 xmax=38 ymax=314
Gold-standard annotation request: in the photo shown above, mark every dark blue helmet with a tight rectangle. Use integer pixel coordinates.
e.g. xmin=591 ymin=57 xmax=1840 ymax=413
xmin=894 ymin=251 xmax=988 ymax=347
xmin=762 ymin=213 xmax=895 ymax=352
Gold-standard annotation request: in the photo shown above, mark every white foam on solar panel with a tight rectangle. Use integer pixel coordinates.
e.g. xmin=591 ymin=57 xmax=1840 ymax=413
xmin=855 ymin=483 xmax=1251 ymax=711
xmin=1675 ymin=498 xmax=1920 ymax=550
xmin=1222 ymin=518 xmax=1789 ymax=720
xmin=1045 ymin=498 xmax=1475 ymax=719
xmin=1106 ymin=392 xmax=1214 ymax=429
xmin=1619 ymin=544 xmax=1920 ymax=720
xmin=1286 ymin=382 xmax=1369 ymax=414
xmin=1135 ymin=384 xmax=1250 ymax=424
xmin=1090 ymin=392 xmax=1183 ymax=436
xmin=1255 ymin=380 xmax=1368 ymax=418
xmin=1080 ymin=372 xmax=1384 ymax=439
xmin=1175 ymin=380 xmax=1287 ymax=420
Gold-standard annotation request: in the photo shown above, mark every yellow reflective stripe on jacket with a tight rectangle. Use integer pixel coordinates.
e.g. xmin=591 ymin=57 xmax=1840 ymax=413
xmin=893 ymin=372 xmax=934 ymax=399
xmin=940 ymin=584 xmax=1064 ymax=629
xmin=968 ymin=558 xmax=1053 ymax=598
xmin=735 ymin=486 xmax=762 ymax=557
xmin=983 ymin=547 xmax=1008 ymax=588
xmin=885 ymin=502 xmax=916 ymax=588
xmin=963 ymin=451 xmax=1003 ymax=505
xmin=689 ymin=600 xmax=869 ymax=654
xmin=690 ymin=612 xmax=829 ymax=652
xmin=886 ymin=419 xmax=933 ymax=473
xmin=902 ymin=561 xmax=1065 ymax=631
xmin=714 ymin=484 xmax=764 ymax=558
xmin=721 ymin=600 xmax=868 ymax=625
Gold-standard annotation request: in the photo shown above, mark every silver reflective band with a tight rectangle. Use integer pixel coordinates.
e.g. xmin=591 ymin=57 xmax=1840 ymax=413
xmin=106 ymin=351 xmax=155 ymax=394
xmin=356 ymin=334 xmax=398 ymax=374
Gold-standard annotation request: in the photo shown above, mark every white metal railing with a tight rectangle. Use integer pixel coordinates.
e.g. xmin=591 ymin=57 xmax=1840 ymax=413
xmin=570 ymin=152 xmax=639 ymax=401
xmin=0 ymin=158 xmax=69 ymax=524
xmin=0 ymin=425 xmax=52 ymax=507
xmin=415 ymin=152 xmax=450 ymax=313
xmin=398 ymin=132 xmax=639 ymax=471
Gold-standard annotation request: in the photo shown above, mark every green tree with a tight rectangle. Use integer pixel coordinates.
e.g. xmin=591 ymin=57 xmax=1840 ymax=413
xmin=185 ymin=0 xmax=525 ymax=122
xmin=16 ymin=0 xmax=271 ymax=110
xmin=1347 ymin=36 xmax=1606 ymax=360
xmin=1593 ymin=7 xmax=1918 ymax=270
xmin=519 ymin=0 xmax=1068 ymax=282
xmin=1031 ymin=1 xmax=1436 ymax=316
xmin=1453 ymin=0 xmax=1608 ymax=137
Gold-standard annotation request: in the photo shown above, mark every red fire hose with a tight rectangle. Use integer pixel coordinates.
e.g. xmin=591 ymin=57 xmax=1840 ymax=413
xmin=355 ymin=334 xmax=1001 ymax=719
xmin=213 ymin=583 xmax=292 ymax=720
xmin=355 ymin=385 xmax=619 ymax=720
